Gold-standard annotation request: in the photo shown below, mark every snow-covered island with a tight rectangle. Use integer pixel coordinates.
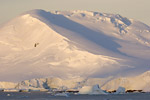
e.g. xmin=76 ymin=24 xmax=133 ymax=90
xmin=0 ymin=9 xmax=150 ymax=95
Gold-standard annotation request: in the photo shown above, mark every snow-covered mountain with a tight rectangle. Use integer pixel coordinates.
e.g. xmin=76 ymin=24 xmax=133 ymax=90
xmin=0 ymin=9 xmax=150 ymax=82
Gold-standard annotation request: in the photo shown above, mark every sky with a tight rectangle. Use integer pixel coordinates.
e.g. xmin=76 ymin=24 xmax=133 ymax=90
xmin=0 ymin=0 xmax=150 ymax=26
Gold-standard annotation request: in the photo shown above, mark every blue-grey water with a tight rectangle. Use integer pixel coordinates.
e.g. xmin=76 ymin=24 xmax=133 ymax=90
xmin=0 ymin=92 xmax=150 ymax=100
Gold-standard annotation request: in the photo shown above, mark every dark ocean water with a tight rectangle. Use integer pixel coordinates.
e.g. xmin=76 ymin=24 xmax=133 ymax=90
xmin=0 ymin=92 xmax=150 ymax=100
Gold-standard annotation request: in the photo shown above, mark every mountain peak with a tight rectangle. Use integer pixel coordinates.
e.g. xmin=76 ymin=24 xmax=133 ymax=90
xmin=23 ymin=9 xmax=45 ymax=15
xmin=26 ymin=9 xmax=132 ymax=35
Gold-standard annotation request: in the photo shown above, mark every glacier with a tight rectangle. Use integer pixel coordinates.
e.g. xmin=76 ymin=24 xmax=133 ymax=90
xmin=1 ymin=71 xmax=150 ymax=92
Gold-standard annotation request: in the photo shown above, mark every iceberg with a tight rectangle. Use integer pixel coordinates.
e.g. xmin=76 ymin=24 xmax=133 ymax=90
xmin=79 ymin=84 xmax=107 ymax=95
xmin=54 ymin=93 xmax=69 ymax=97
xmin=115 ymin=87 xmax=126 ymax=94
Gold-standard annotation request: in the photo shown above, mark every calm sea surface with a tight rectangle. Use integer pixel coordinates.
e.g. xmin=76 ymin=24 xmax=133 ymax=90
xmin=0 ymin=92 xmax=150 ymax=100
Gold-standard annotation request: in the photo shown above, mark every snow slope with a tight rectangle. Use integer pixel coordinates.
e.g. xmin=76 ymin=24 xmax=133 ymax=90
xmin=0 ymin=9 xmax=150 ymax=82
xmin=102 ymin=71 xmax=150 ymax=92
xmin=0 ymin=82 xmax=17 ymax=89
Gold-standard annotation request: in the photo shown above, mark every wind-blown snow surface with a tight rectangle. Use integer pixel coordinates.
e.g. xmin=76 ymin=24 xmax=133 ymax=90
xmin=0 ymin=9 xmax=150 ymax=82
